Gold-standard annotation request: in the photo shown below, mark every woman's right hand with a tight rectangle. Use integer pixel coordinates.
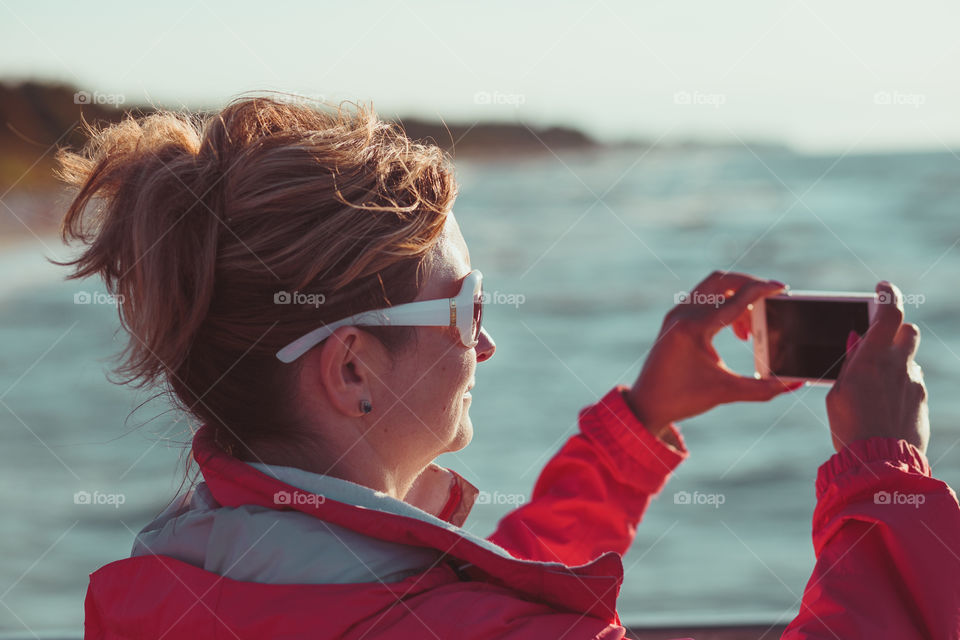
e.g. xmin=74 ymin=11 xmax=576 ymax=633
xmin=826 ymin=281 xmax=929 ymax=455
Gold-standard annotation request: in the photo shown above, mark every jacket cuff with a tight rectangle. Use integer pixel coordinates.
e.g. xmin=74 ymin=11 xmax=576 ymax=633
xmin=815 ymin=437 xmax=931 ymax=500
xmin=578 ymin=386 xmax=689 ymax=495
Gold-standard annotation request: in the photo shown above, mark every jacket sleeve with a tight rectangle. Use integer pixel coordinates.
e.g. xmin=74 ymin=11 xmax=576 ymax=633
xmin=487 ymin=386 xmax=688 ymax=567
xmin=784 ymin=437 xmax=960 ymax=639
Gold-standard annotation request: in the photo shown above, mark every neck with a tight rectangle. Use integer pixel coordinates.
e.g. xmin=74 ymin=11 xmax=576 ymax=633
xmin=247 ymin=420 xmax=428 ymax=502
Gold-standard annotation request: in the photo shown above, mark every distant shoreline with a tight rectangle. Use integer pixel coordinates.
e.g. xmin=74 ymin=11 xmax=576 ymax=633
xmin=0 ymin=80 xmax=798 ymax=195
xmin=0 ymin=80 xmax=603 ymax=193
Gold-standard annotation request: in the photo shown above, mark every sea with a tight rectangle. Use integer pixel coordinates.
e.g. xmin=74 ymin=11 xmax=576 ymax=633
xmin=2 ymin=145 xmax=959 ymax=634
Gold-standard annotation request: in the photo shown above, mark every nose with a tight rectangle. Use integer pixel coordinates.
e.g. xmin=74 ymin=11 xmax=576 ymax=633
xmin=475 ymin=327 xmax=496 ymax=363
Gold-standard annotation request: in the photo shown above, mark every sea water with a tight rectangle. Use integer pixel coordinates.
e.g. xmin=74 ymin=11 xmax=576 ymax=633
xmin=2 ymin=146 xmax=959 ymax=632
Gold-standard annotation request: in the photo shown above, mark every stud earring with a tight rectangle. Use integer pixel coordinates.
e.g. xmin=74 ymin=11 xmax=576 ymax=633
xmin=360 ymin=399 xmax=372 ymax=414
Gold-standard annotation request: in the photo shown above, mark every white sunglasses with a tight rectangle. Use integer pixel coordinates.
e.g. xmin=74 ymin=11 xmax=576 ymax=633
xmin=275 ymin=270 xmax=484 ymax=363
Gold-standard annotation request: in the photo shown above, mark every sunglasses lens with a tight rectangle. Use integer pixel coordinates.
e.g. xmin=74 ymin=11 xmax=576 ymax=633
xmin=473 ymin=287 xmax=483 ymax=342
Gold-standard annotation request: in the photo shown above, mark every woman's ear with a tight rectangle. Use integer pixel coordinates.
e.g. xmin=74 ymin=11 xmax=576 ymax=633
xmin=307 ymin=327 xmax=381 ymax=418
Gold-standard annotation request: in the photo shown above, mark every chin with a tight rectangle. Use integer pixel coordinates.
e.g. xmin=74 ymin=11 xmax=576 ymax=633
xmin=447 ymin=417 xmax=473 ymax=452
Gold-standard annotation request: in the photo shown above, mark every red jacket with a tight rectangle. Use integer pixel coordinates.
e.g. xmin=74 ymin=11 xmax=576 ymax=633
xmin=84 ymin=387 xmax=960 ymax=639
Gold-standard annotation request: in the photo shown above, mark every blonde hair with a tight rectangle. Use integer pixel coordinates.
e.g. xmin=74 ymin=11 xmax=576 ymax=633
xmin=55 ymin=96 xmax=457 ymax=457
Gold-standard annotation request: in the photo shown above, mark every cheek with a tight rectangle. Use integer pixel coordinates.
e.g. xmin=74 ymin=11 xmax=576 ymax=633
xmin=428 ymin=364 xmax=465 ymax=405
xmin=426 ymin=351 xmax=473 ymax=416
xmin=393 ymin=336 xmax=473 ymax=425
xmin=421 ymin=332 xmax=472 ymax=381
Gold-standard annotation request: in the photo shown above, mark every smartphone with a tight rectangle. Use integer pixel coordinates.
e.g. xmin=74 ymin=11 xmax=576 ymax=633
xmin=751 ymin=290 xmax=879 ymax=386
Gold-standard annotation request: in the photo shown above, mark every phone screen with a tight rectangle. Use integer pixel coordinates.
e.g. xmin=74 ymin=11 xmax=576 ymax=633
xmin=765 ymin=298 xmax=871 ymax=381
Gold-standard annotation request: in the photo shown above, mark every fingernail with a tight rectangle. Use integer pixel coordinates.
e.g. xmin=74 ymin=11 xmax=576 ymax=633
xmin=770 ymin=280 xmax=787 ymax=289
xmin=785 ymin=381 xmax=805 ymax=392
xmin=846 ymin=331 xmax=861 ymax=353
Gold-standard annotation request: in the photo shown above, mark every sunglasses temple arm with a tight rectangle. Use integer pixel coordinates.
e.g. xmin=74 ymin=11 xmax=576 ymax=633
xmin=276 ymin=311 xmax=386 ymax=363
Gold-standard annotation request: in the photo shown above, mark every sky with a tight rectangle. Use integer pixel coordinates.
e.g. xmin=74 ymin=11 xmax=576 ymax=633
xmin=2 ymin=0 xmax=960 ymax=153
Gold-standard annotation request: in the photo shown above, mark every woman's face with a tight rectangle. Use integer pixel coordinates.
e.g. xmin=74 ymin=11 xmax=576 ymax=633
xmin=378 ymin=213 xmax=496 ymax=465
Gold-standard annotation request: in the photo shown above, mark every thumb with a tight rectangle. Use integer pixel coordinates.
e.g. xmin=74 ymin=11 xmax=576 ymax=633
xmin=722 ymin=374 xmax=805 ymax=402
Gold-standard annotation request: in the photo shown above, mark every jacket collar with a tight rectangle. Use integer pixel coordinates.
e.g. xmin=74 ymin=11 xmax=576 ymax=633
xmin=193 ymin=425 xmax=623 ymax=620
xmin=244 ymin=458 xmax=478 ymax=528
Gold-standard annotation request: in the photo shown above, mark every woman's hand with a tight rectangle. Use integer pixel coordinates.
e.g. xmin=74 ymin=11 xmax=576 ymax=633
xmin=826 ymin=281 xmax=929 ymax=455
xmin=625 ymin=271 xmax=801 ymax=441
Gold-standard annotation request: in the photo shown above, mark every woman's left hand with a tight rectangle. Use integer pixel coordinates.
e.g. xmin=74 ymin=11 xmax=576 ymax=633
xmin=625 ymin=271 xmax=802 ymax=441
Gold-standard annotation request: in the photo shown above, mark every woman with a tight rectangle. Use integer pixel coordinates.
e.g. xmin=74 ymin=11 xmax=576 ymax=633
xmin=58 ymin=98 xmax=959 ymax=639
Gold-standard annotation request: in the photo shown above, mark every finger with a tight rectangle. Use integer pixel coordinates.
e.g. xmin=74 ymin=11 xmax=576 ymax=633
xmin=713 ymin=279 xmax=787 ymax=328
xmin=892 ymin=322 xmax=921 ymax=361
xmin=846 ymin=330 xmax=863 ymax=356
xmin=723 ymin=374 xmax=804 ymax=402
xmin=908 ymin=360 xmax=924 ymax=385
xmin=692 ymin=270 xmax=784 ymax=297
xmin=861 ymin=281 xmax=904 ymax=349
xmin=732 ymin=307 xmax=751 ymax=340
xmin=836 ymin=330 xmax=862 ymax=382
xmin=847 ymin=329 xmax=862 ymax=356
